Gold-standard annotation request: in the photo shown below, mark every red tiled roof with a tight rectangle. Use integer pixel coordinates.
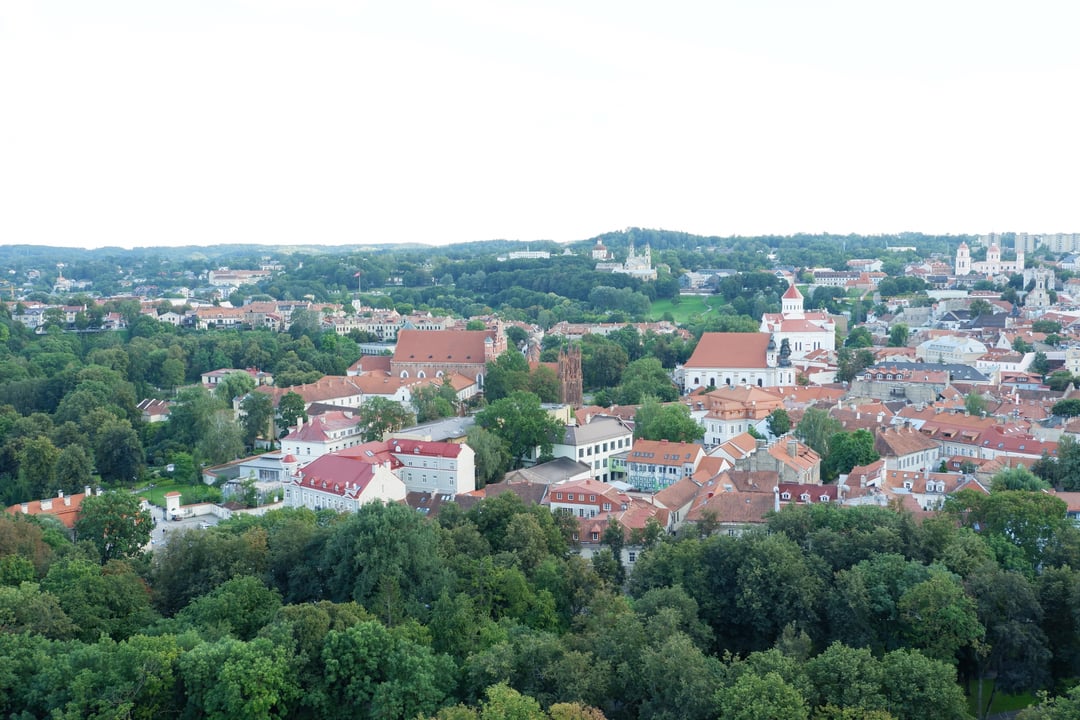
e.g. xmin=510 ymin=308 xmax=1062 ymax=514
xmin=394 ymin=329 xmax=491 ymax=365
xmin=684 ymin=332 xmax=771 ymax=369
xmin=6 ymin=492 xmax=90 ymax=528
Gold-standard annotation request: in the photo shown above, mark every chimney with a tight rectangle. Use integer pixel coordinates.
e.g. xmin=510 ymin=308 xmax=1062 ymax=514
xmin=64 ymin=495 xmax=71 ymax=506
xmin=20 ymin=502 xmax=29 ymax=513
xmin=58 ymin=489 xmax=63 ymax=498
xmin=85 ymin=485 xmax=92 ymax=496
xmin=788 ymin=439 xmax=798 ymax=458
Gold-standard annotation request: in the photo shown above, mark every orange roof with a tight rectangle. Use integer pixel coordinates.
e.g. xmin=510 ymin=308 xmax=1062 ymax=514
xmin=684 ymin=333 xmax=771 ymax=369
xmin=393 ymin=329 xmax=491 ymax=365
xmin=6 ymin=492 xmax=90 ymax=528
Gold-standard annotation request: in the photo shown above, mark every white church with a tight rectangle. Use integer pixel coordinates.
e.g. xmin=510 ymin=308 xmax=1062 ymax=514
xmin=759 ymin=284 xmax=836 ymax=359
xmin=955 ymin=241 xmax=1024 ymax=276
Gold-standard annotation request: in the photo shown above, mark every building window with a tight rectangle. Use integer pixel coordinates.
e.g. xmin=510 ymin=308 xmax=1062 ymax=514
xmin=590 ymin=532 xmax=599 ymax=541
xmin=628 ymin=551 xmax=637 ymax=563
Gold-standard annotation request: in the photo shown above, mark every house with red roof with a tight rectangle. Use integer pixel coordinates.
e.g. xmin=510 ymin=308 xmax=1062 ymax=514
xmin=678 ymin=332 xmax=797 ymax=393
xmin=696 ymin=386 xmax=785 ymax=445
xmin=283 ymin=454 xmax=405 ymax=512
xmin=626 ymin=438 xmax=706 ymax=492
xmin=280 ymin=411 xmax=367 ymax=466
xmin=6 ymin=488 xmax=95 ymax=529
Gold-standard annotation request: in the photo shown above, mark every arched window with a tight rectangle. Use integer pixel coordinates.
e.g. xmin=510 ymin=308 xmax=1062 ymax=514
xmin=400 ymin=370 xmax=409 ymax=379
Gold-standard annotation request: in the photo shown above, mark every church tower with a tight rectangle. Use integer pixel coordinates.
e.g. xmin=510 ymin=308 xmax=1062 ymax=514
xmin=781 ymin=283 xmax=804 ymax=318
xmin=558 ymin=346 xmax=583 ymax=408
xmin=955 ymin=242 xmax=971 ymax=276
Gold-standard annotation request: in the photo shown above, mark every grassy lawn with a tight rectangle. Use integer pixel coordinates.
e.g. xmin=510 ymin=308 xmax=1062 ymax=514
xmin=966 ymin=679 xmax=1036 ymax=717
xmin=650 ymin=295 xmax=727 ymax=324
xmin=138 ymin=481 xmax=221 ymax=508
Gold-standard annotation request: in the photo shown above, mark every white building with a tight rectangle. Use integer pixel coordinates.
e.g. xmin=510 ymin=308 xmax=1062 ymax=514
xmin=279 ymin=411 xmax=367 ymax=466
xmin=551 ymin=415 xmax=635 ymax=482
xmin=915 ymin=336 xmax=988 ymax=365
xmin=283 ymin=455 xmax=406 ymax=512
xmin=679 ymin=332 xmax=796 ymax=393
xmin=759 ymin=285 xmax=836 ymax=359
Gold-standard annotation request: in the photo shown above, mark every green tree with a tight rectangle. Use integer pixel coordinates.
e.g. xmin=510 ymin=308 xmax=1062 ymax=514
xmin=965 ymin=392 xmax=987 ymax=417
xmin=990 ymin=465 xmax=1049 ymax=491
xmin=887 ymin=323 xmax=909 ymax=347
xmin=177 ymin=575 xmax=283 ymax=640
xmin=944 ymin=489 xmax=1068 ymax=570
xmin=1031 ymin=351 xmax=1051 ymax=377
xmin=484 ymin=350 xmax=531 ymax=402
xmin=356 ymin=397 xmax=415 ymax=441
xmin=822 ymin=429 xmax=880 ymax=482
xmin=197 ymin=412 xmax=245 ymax=466
xmin=475 ymin=391 xmax=564 ymax=467
xmin=16 ymin=435 xmax=59 ymax=500
xmin=40 ymin=557 xmax=156 ymax=641
xmin=583 ymin=342 xmax=629 ymax=390
xmin=179 ymin=637 xmax=299 ymax=720
xmin=633 ymin=398 xmax=703 ymax=442
xmin=794 ymin=407 xmax=842 ymax=457
xmin=74 ymin=491 xmax=153 ymax=564
xmin=897 ymin=570 xmax=984 ymax=665
xmin=1019 ymin=686 xmax=1080 ymax=720
xmin=528 ymin=365 xmax=561 ymax=404
xmin=216 ymin=370 xmax=257 ymax=402
xmin=766 ymin=409 xmax=792 ymax=437
xmin=467 ymin=425 xmax=512 ymax=487
xmin=413 ymin=382 xmax=458 ymax=423
xmin=836 ymin=347 xmax=875 ymax=382
xmin=844 ymin=327 xmax=873 ymax=348
xmin=615 ymin=357 xmax=677 ymax=404
xmin=277 ymin=391 xmax=307 ymax=433
xmin=241 ymin=391 xmax=276 ymax=447
xmin=54 ymin=444 xmax=94 ymax=495
xmin=1052 ymin=398 xmax=1080 ymax=417
xmin=969 ymin=298 xmax=993 ymax=317
xmin=714 ymin=671 xmax=808 ymax=720
xmin=94 ymin=419 xmax=145 ymax=484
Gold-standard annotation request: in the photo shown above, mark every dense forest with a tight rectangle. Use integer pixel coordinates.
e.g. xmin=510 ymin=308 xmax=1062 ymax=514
xmin=3 ymin=488 xmax=1079 ymax=719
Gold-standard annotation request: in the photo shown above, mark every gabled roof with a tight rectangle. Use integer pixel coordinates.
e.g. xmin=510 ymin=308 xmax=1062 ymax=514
xmin=388 ymin=438 xmax=464 ymax=459
xmin=6 ymin=492 xmax=90 ymax=528
xmin=684 ymin=333 xmax=771 ymax=369
xmin=393 ymin=329 xmax=491 ymax=365
xmin=290 ymin=455 xmax=380 ymax=497
xmin=283 ymin=411 xmax=362 ymax=443
xmin=875 ymin=426 xmax=939 ymax=457
xmin=654 ymin=475 xmax=703 ymax=510
xmin=628 ymin=439 xmax=705 ymax=466
xmin=686 ymin=489 xmax=775 ymax=524
xmin=782 ymin=284 xmax=803 ymax=300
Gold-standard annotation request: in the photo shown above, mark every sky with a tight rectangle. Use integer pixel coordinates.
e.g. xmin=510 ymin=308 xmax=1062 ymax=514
xmin=1 ymin=0 xmax=1079 ymax=250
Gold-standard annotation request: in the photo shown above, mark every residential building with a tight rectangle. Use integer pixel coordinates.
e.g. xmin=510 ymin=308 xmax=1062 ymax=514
xmin=874 ymin=425 xmax=940 ymax=472
xmin=696 ymin=386 xmax=784 ymax=445
xmin=544 ymin=478 xmax=631 ymax=518
xmin=283 ymin=455 xmax=405 ymax=512
xmin=279 ymin=411 xmax=367 ymax=466
xmin=551 ymin=415 xmax=635 ymax=482
xmin=626 ymin=439 xmax=706 ymax=492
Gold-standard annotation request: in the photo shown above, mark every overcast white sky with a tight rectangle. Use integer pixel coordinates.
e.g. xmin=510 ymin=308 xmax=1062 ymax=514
xmin=1 ymin=0 xmax=1078 ymax=249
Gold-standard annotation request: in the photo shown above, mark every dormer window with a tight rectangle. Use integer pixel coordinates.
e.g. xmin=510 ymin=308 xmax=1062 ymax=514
xmin=903 ymin=481 xmax=913 ymax=489
xmin=800 ymin=493 xmax=811 ymax=502
xmin=781 ymin=492 xmax=791 ymax=500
